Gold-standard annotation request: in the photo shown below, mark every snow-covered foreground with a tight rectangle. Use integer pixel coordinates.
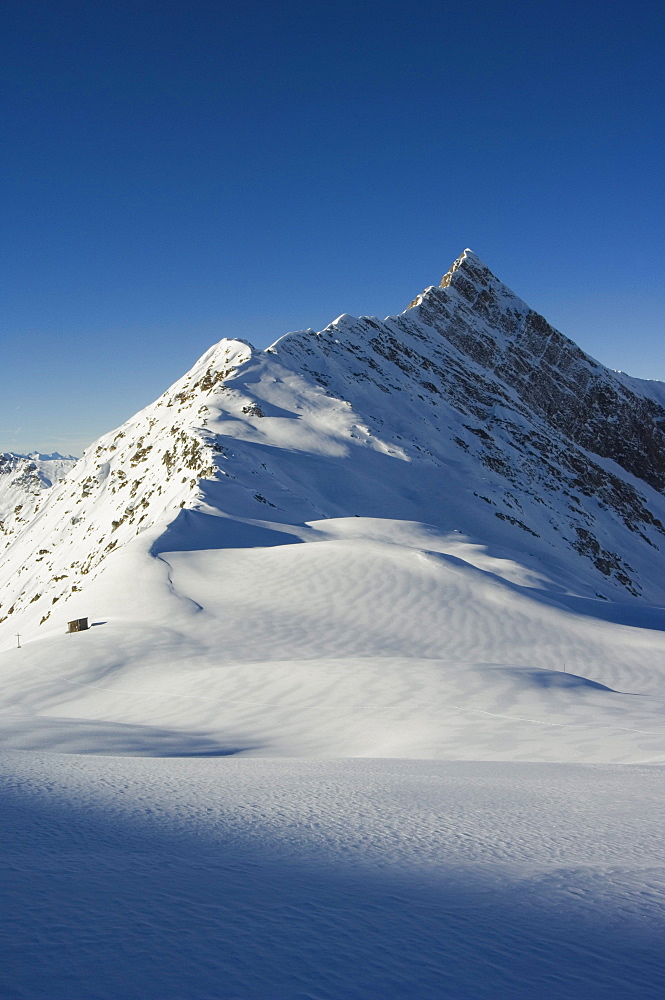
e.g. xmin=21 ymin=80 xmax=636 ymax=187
xmin=1 ymin=514 xmax=664 ymax=997
xmin=1 ymin=517 xmax=664 ymax=762
xmin=2 ymin=754 xmax=663 ymax=1000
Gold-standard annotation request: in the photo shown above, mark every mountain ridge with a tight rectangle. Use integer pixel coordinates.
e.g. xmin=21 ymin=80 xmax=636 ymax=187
xmin=1 ymin=250 xmax=664 ymax=644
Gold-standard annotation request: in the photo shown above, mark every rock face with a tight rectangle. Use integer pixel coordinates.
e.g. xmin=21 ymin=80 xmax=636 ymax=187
xmin=1 ymin=250 xmax=664 ymax=639
xmin=413 ymin=252 xmax=665 ymax=492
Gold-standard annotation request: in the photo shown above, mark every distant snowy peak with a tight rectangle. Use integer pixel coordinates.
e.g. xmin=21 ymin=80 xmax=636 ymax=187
xmin=0 ymin=452 xmax=77 ymax=484
xmin=272 ymin=247 xmax=665 ymax=491
xmin=0 ymin=452 xmax=77 ymax=541
xmin=439 ymin=246 xmax=495 ymax=289
xmin=405 ymin=249 xmax=500 ymax=310
xmin=26 ymin=451 xmax=78 ymax=463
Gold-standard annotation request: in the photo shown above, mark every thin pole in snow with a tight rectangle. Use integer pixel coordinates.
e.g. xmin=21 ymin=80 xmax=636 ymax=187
xmin=16 ymin=634 xmax=21 ymax=649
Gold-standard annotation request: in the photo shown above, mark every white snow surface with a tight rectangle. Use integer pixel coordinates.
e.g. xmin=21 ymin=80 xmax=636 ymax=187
xmin=1 ymin=251 xmax=664 ymax=998
xmin=2 ymin=514 xmax=665 ymax=762
xmin=0 ymin=452 xmax=76 ymax=546
xmin=2 ymin=754 xmax=664 ymax=999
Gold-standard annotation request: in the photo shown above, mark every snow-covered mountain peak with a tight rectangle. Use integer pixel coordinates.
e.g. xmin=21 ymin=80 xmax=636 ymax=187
xmin=406 ymin=247 xmax=513 ymax=314
xmin=439 ymin=246 xmax=492 ymax=286
xmin=155 ymin=337 xmax=255 ymax=400
xmin=27 ymin=451 xmax=77 ymax=462
xmin=1 ymin=252 xmax=665 ymax=645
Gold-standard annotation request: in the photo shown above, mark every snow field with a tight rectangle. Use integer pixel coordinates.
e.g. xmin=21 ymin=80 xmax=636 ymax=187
xmin=1 ymin=517 xmax=664 ymax=761
xmin=1 ymin=754 xmax=664 ymax=1000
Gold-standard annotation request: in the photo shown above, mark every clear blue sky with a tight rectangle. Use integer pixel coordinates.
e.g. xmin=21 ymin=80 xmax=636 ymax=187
xmin=2 ymin=0 xmax=664 ymax=455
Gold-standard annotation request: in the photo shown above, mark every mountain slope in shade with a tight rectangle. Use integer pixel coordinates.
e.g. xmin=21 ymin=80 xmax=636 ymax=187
xmin=0 ymin=251 xmax=664 ymax=761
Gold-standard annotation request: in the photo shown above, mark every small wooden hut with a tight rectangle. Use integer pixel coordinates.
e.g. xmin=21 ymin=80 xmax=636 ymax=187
xmin=67 ymin=617 xmax=89 ymax=633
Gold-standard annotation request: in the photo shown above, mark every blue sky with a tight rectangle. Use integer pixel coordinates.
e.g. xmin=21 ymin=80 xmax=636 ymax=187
xmin=2 ymin=0 xmax=664 ymax=455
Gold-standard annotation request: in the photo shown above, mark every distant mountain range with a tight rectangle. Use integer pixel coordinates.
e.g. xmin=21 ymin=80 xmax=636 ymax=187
xmin=0 ymin=452 xmax=77 ymax=544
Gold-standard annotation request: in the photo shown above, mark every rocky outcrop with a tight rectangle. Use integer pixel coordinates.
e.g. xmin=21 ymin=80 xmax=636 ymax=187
xmin=424 ymin=252 xmax=665 ymax=493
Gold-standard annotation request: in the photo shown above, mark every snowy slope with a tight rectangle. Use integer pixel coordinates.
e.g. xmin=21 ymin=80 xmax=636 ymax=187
xmin=0 ymin=250 xmax=663 ymax=762
xmin=0 ymin=452 xmax=76 ymax=548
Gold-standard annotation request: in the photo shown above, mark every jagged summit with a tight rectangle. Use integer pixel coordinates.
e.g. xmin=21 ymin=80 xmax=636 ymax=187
xmin=406 ymin=246 xmax=515 ymax=311
xmin=1 ymin=252 xmax=664 ymax=644
xmin=440 ymin=247 xmax=491 ymax=284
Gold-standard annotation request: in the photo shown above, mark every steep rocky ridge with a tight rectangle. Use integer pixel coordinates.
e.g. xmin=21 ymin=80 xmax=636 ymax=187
xmin=412 ymin=252 xmax=665 ymax=491
xmin=1 ymin=251 xmax=664 ymax=642
xmin=267 ymin=251 xmax=665 ymax=597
